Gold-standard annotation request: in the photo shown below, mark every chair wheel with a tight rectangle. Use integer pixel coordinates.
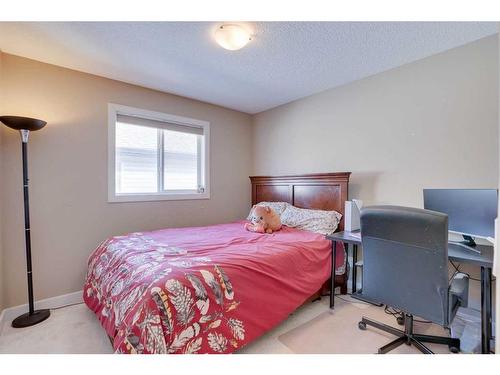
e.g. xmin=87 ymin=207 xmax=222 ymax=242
xmin=358 ymin=321 xmax=367 ymax=330
xmin=396 ymin=316 xmax=404 ymax=326
xmin=449 ymin=346 xmax=459 ymax=353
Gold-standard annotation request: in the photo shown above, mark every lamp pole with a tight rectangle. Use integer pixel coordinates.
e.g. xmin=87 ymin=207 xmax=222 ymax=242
xmin=0 ymin=116 xmax=50 ymax=328
xmin=21 ymin=129 xmax=35 ymax=316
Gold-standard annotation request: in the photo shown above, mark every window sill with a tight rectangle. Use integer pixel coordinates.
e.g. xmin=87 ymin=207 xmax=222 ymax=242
xmin=108 ymin=192 xmax=210 ymax=203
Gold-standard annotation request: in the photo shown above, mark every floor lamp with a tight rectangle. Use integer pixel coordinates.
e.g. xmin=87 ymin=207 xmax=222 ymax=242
xmin=0 ymin=115 xmax=50 ymax=328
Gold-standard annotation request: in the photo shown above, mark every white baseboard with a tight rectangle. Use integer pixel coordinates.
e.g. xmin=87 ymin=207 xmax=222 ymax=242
xmin=0 ymin=290 xmax=83 ymax=326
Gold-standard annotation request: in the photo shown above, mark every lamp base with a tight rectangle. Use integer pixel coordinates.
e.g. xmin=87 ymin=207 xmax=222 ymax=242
xmin=12 ymin=309 xmax=50 ymax=328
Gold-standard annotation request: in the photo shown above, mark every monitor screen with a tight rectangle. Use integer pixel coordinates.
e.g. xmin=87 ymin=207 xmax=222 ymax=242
xmin=423 ymin=189 xmax=498 ymax=238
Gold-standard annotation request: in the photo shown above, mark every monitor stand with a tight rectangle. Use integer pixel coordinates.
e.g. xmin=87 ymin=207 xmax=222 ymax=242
xmin=450 ymin=235 xmax=482 ymax=254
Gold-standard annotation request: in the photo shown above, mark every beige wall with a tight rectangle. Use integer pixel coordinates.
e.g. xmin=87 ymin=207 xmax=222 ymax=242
xmin=0 ymin=54 xmax=253 ymax=309
xmin=253 ymin=35 xmax=499 ymax=207
xmin=1 ymin=35 xmax=498 ymax=312
xmin=253 ymin=35 xmax=499 ymax=310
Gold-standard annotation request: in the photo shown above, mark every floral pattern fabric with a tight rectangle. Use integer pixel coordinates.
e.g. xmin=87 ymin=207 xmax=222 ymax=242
xmin=281 ymin=205 xmax=342 ymax=235
xmin=84 ymin=221 xmax=340 ymax=354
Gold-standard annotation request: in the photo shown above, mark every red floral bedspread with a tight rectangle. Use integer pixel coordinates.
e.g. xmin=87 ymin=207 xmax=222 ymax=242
xmin=83 ymin=221 xmax=345 ymax=354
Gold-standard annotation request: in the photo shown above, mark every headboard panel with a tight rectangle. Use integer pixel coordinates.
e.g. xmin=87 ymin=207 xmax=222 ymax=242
xmin=249 ymin=172 xmax=351 ymax=231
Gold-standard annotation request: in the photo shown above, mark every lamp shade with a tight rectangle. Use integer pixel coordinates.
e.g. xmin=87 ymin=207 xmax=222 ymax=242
xmin=0 ymin=116 xmax=47 ymax=131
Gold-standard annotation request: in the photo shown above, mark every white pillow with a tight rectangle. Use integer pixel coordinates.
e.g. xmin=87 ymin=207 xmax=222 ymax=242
xmin=280 ymin=205 xmax=342 ymax=235
xmin=246 ymin=201 xmax=290 ymax=220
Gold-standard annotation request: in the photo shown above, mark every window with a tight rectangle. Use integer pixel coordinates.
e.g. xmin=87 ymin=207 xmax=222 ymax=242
xmin=108 ymin=104 xmax=210 ymax=202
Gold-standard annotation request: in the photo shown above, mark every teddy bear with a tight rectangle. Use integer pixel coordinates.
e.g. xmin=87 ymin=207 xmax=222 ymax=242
xmin=244 ymin=205 xmax=282 ymax=234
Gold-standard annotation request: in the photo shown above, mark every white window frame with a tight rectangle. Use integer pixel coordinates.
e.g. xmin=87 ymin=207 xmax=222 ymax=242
xmin=108 ymin=103 xmax=210 ymax=202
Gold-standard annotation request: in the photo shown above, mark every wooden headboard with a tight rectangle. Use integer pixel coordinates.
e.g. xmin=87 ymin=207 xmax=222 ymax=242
xmin=249 ymin=172 xmax=351 ymax=231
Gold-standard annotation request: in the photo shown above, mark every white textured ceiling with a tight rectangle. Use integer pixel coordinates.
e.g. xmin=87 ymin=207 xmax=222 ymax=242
xmin=0 ymin=22 xmax=497 ymax=114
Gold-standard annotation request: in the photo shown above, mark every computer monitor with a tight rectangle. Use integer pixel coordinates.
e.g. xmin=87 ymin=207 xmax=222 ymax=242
xmin=423 ymin=189 xmax=497 ymax=249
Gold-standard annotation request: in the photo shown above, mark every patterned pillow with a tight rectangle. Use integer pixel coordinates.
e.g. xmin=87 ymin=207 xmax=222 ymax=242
xmin=280 ymin=205 xmax=342 ymax=235
xmin=246 ymin=201 xmax=290 ymax=220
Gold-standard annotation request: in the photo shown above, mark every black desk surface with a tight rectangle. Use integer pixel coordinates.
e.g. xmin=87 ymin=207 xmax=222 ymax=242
xmin=326 ymin=230 xmax=493 ymax=269
xmin=448 ymin=243 xmax=493 ymax=268
xmin=326 ymin=230 xmax=362 ymax=245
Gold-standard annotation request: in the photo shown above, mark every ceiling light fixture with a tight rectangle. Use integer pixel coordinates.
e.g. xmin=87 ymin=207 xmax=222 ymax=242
xmin=214 ymin=24 xmax=251 ymax=51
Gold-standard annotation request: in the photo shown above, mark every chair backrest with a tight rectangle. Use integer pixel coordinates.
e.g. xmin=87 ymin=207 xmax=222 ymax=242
xmin=361 ymin=205 xmax=450 ymax=326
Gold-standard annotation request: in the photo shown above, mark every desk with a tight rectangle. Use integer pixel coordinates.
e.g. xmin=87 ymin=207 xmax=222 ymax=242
xmin=448 ymin=243 xmax=494 ymax=354
xmin=326 ymin=230 xmax=382 ymax=307
xmin=326 ymin=230 xmax=494 ymax=354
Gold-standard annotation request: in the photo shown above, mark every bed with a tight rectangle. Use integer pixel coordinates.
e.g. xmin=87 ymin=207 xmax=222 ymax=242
xmin=83 ymin=172 xmax=350 ymax=354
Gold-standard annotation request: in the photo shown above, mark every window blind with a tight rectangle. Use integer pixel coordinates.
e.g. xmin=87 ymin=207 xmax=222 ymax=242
xmin=116 ymin=114 xmax=204 ymax=136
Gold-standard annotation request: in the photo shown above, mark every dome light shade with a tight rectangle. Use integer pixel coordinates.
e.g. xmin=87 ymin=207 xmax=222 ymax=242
xmin=214 ymin=24 xmax=251 ymax=51
xmin=0 ymin=116 xmax=46 ymax=131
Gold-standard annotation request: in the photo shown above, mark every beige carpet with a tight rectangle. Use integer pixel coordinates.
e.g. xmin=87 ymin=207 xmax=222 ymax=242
xmin=278 ymin=298 xmax=451 ymax=354
xmin=0 ymin=304 xmax=113 ymax=354
xmin=0 ymin=295 xmax=455 ymax=354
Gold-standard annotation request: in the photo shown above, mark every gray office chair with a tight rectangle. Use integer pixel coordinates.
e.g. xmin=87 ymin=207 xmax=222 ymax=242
xmin=358 ymin=206 xmax=469 ymax=354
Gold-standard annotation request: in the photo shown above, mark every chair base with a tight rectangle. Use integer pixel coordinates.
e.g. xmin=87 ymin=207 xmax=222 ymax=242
xmin=358 ymin=314 xmax=460 ymax=354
